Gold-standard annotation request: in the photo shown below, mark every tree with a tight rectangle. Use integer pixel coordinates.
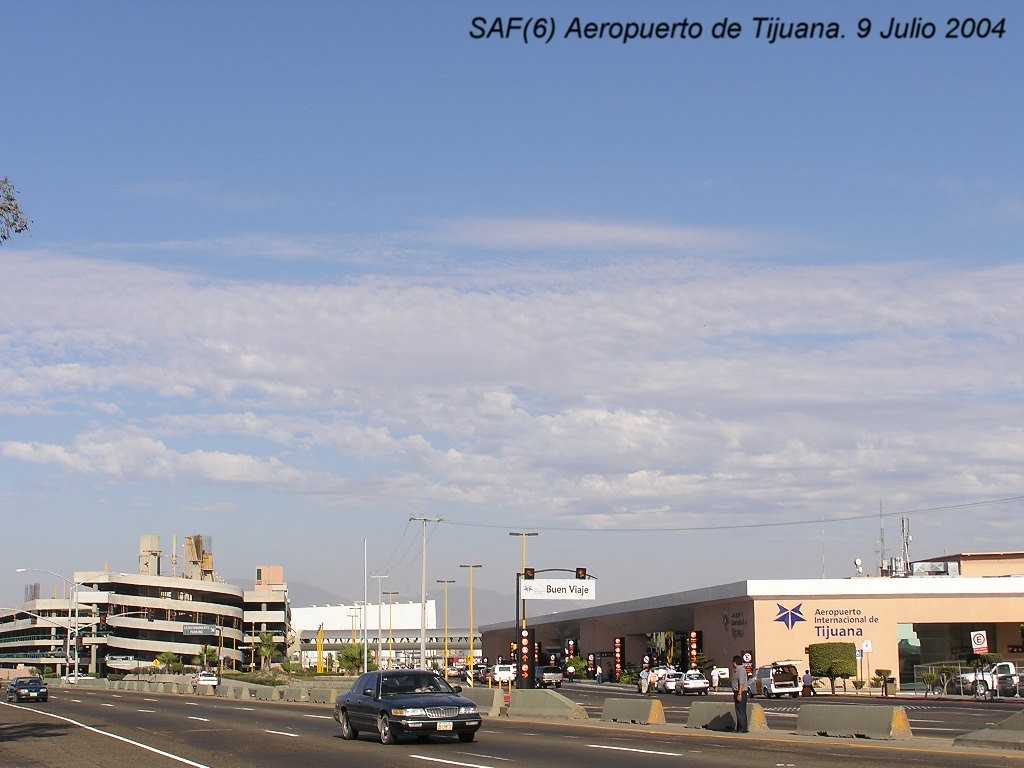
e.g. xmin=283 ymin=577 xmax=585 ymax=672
xmin=808 ymin=641 xmax=857 ymax=694
xmin=193 ymin=645 xmax=218 ymax=670
xmin=258 ymin=631 xmax=277 ymax=671
xmin=1 ymin=177 xmax=31 ymax=243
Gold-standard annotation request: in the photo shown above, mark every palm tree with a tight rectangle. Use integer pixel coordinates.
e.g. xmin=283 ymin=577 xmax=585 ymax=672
xmin=258 ymin=632 xmax=277 ymax=672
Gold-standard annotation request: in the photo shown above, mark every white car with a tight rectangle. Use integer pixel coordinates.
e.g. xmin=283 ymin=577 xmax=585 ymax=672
xmin=192 ymin=671 xmax=220 ymax=687
xmin=674 ymin=670 xmax=711 ymax=695
xmin=657 ymin=671 xmax=684 ymax=692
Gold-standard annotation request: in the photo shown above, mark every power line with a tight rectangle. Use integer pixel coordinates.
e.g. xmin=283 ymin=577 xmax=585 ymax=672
xmin=441 ymin=494 xmax=1024 ymax=534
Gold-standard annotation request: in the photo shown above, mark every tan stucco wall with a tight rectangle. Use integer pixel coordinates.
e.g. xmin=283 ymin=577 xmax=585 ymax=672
xmin=697 ymin=593 xmax=1024 ymax=690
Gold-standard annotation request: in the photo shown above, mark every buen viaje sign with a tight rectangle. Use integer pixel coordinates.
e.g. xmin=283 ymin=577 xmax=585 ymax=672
xmin=520 ymin=578 xmax=595 ymax=600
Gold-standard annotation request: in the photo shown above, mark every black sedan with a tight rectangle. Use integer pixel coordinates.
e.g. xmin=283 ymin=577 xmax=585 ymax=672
xmin=6 ymin=676 xmax=48 ymax=702
xmin=334 ymin=669 xmax=481 ymax=745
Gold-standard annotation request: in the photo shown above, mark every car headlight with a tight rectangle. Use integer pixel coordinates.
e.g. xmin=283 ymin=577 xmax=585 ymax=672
xmin=459 ymin=705 xmax=478 ymax=715
xmin=391 ymin=707 xmax=427 ymax=717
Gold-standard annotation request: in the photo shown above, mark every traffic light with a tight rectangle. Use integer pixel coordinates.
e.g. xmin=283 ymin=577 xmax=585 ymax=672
xmin=523 ymin=567 xmax=535 ymax=580
xmin=575 ymin=567 xmax=587 ymax=579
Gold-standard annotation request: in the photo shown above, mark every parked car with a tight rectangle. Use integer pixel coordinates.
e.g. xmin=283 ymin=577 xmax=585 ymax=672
xmin=751 ymin=662 xmax=801 ymax=698
xmin=192 ymin=671 xmax=220 ymax=688
xmin=334 ymin=669 xmax=481 ymax=745
xmin=470 ymin=664 xmax=490 ymax=684
xmin=535 ymin=666 xmax=564 ymax=688
xmin=657 ymin=671 xmax=684 ymax=692
xmin=674 ymin=670 xmax=711 ymax=695
xmin=7 ymin=676 xmax=48 ymax=702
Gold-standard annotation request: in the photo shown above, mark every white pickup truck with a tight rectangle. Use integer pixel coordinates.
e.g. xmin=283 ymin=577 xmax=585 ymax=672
xmin=955 ymin=661 xmax=1021 ymax=696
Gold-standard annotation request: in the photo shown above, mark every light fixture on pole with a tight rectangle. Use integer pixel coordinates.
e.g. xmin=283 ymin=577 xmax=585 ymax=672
xmin=383 ymin=591 xmax=398 ymax=669
xmin=436 ymin=579 xmax=454 ymax=677
xmin=459 ymin=564 xmax=482 ymax=671
xmin=508 ymin=532 xmax=538 ymax=628
xmin=16 ymin=567 xmax=85 ymax=677
xmin=410 ymin=515 xmax=441 ymax=667
xmin=371 ymin=574 xmax=388 ymax=670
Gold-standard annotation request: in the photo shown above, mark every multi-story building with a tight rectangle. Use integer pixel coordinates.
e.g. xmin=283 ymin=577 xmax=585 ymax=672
xmin=1 ymin=535 xmax=289 ymax=676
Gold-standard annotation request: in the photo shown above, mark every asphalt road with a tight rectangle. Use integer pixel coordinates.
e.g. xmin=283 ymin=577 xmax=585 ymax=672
xmin=2 ymin=684 xmax=1022 ymax=768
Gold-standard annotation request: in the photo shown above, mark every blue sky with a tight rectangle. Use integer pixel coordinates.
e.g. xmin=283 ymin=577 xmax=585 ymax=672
xmin=3 ymin=1 xmax=1022 ymax=612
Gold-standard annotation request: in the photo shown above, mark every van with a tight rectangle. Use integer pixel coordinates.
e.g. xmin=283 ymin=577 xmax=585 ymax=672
xmin=490 ymin=664 xmax=516 ymax=685
xmin=751 ymin=661 xmax=801 ymax=698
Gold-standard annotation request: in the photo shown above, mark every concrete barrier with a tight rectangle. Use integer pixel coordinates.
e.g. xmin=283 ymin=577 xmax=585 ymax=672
xmin=507 ymin=688 xmax=589 ymax=720
xmin=796 ymin=703 xmax=912 ymax=739
xmin=955 ymin=709 xmax=1024 ymax=751
xmin=686 ymin=701 xmax=769 ymax=732
xmin=459 ymin=687 xmax=504 ymax=717
xmin=282 ymin=686 xmax=310 ymax=702
xmin=602 ymin=698 xmax=666 ymax=725
xmin=307 ymin=687 xmax=338 ymax=704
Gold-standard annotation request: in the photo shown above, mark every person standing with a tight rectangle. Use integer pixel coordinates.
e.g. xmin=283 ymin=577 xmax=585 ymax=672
xmin=596 ymin=664 xmax=603 ymax=684
xmin=710 ymin=667 xmax=720 ymax=692
xmin=731 ymin=655 xmax=749 ymax=733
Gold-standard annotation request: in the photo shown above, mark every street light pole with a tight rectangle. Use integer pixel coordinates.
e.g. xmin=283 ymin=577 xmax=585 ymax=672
xmin=459 ymin=564 xmax=482 ymax=672
xmin=16 ymin=567 xmax=86 ymax=678
xmin=410 ymin=515 xmax=441 ymax=668
xmin=436 ymin=579 xmax=454 ymax=677
xmin=508 ymin=532 xmax=538 ymax=629
xmin=383 ymin=591 xmax=398 ymax=669
xmin=371 ymin=574 xmax=388 ymax=670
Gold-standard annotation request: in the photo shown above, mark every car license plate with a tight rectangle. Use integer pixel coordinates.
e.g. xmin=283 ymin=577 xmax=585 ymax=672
xmin=28 ymin=692 xmax=37 ymax=697
xmin=436 ymin=721 xmax=453 ymax=731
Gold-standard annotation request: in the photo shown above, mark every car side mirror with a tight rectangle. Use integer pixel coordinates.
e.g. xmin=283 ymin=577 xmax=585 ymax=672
xmin=452 ymin=685 xmax=462 ymax=693
xmin=364 ymin=688 xmax=374 ymax=697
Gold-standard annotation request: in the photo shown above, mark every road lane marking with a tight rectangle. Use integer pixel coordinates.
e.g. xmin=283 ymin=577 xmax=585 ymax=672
xmin=1 ymin=706 xmax=212 ymax=768
xmin=101 ymin=703 xmax=115 ymax=707
xmin=264 ymin=730 xmax=299 ymax=737
xmin=456 ymin=753 xmax=511 ymax=761
xmin=188 ymin=716 xmax=210 ymax=722
xmin=410 ymin=757 xmax=495 ymax=768
xmin=303 ymin=714 xmax=332 ymax=719
xmin=138 ymin=709 xmax=156 ymax=713
xmin=588 ymin=745 xmax=683 ymax=756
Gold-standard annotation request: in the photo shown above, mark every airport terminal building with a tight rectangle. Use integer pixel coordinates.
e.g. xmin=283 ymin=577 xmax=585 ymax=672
xmin=480 ymin=552 xmax=1024 ymax=690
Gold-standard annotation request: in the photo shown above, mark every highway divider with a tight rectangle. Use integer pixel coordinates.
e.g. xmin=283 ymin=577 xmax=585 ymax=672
xmin=955 ymin=709 xmax=1024 ymax=751
xmin=796 ymin=702 xmax=912 ymax=739
xmin=507 ymin=688 xmax=590 ymax=720
xmin=601 ymin=697 xmax=666 ymax=724
xmin=686 ymin=701 xmax=769 ymax=732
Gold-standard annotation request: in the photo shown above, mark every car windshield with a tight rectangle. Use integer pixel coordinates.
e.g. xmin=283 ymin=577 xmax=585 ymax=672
xmin=380 ymin=673 xmax=454 ymax=695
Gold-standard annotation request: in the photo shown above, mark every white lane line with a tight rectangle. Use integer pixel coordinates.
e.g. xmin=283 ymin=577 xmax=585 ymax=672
xmin=143 ymin=698 xmax=159 ymax=702
xmin=234 ymin=707 xmax=255 ymax=711
xmin=138 ymin=709 xmax=156 ymax=713
xmin=0 ymin=705 xmax=212 ymax=767
xmin=101 ymin=703 xmax=115 ymax=707
xmin=264 ymin=729 xmax=299 ymax=737
xmin=303 ymin=714 xmax=332 ymax=719
xmin=187 ymin=716 xmax=210 ymax=722
xmin=587 ymin=744 xmax=683 ymax=757
xmin=409 ymin=757 xmax=495 ymax=768
xmin=457 ymin=753 xmax=511 ymax=761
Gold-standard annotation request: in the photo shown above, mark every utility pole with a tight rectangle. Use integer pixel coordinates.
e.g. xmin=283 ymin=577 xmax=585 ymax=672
xmin=509 ymin=532 xmax=538 ymax=628
xmin=410 ymin=515 xmax=441 ymax=667
xmin=460 ymin=565 xmax=482 ymax=672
